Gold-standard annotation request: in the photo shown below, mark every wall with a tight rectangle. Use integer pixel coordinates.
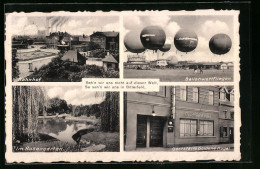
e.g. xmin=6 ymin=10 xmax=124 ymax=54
xmin=219 ymin=105 xmax=234 ymax=143
xmin=85 ymin=60 xmax=103 ymax=67
xmin=17 ymin=56 xmax=57 ymax=79
xmin=173 ymin=86 xmax=220 ymax=146
xmin=125 ymin=91 xmax=171 ymax=150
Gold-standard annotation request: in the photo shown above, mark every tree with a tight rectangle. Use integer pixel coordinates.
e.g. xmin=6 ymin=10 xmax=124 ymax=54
xmin=99 ymin=92 xmax=119 ymax=132
xmin=46 ymin=97 xmax=69 ymax=115
xmin=12 ymin=48 xmax=19 ymax=80
xmin=89 ymin=41 xmax=101 ymax=51
xmin=12 ymin=86 xmax=47 ymax=142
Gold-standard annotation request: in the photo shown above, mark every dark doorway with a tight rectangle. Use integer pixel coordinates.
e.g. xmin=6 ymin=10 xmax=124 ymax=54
xmin=136 ymin=115 xmax=147 ymax=147
xmin=28 ymin=63 xmax=33 ymax=72
xmin=229 ymin=127 xmax=234 ymax=143
xmin=150 ymin=116 xmax=164 ymax=147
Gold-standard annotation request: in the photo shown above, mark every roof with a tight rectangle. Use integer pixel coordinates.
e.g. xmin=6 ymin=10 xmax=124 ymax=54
xmin=219 ymin=86 xmax=230 ymax=93
xmin=102 ymin=54 xmax=118 ymax=63
xmin=90 ymin=31 xmax=119 ymax=38
xmin=62 ymin=50 xmax=84 ymax=62
xmin=79 ymin=36 xmax=90 ymax=41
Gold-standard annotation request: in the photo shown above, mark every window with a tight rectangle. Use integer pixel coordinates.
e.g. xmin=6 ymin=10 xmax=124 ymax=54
xmin=180 ymin=119 xmax=197 ymax=136
xmin=230 ymin=111 xmax=234 ymax=119
xmin=220 ymin=90 xmax=226 ymax=100
xmin=222 ymin=127 xmax=228 ymax=137
xmin=230 ymin=93 xmax=234 ymax=102
xmin=193 ymin=87 xmax=199 ymax=102
xmin=209 ymin=91 xmax=214 ymax=105
xmin=224 ymin=110 xmax=228 ymax=119
xmin=199 ymin=120 xmax=214 ymax=136
xmin=180 ymin=86 xmax=187 ymax=101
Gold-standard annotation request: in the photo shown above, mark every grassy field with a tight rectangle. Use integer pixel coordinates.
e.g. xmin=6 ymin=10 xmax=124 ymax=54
xmin=124 ymin=69 xmax=233 ymax=82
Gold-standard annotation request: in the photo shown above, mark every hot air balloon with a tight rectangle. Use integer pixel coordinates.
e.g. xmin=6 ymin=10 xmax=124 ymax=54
xmin=209 ymin=34 xmax=232 ymax=55
xmin=174 ymin=29 xmax=198 ymax=53
xmin=140 ymin=26 xmax=166 ymax=51
xmin=159 ymin=43 xmax=171 ymax=52
xmin=124 ymin=31 xmax=146 ymax=54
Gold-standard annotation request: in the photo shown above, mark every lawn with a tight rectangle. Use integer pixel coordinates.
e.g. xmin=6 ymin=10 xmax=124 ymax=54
xmin=124 ymin=69 xmax=233 ymax=82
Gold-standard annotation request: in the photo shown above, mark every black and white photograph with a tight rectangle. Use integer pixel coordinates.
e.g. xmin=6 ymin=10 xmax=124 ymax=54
xmin=124 ymin=86 xmax=235 ymax=151
xmin=123 ymin=14 xmax=238 ymax=82
xmin=5 ymin=10 xmax=242 ymax=163
xmin=10 ymin=14 xmax=119 ymax=82
xmin=12 ymin=86 xmax=119 ymax=152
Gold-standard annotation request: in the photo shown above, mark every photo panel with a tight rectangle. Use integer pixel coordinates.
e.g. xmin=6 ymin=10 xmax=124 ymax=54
xmin=123 ymin=13 xmax=239 ymax=82
xmin=124 ymin=86 xmax=236 ymax=152
xmin=11 ymin=85 xmax=119 ymax=152
xmin=8 ymin=14 xmax=120 ymax=82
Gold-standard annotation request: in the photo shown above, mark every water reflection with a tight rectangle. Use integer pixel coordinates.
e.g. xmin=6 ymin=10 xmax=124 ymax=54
xmin=38 ymin=118 xmax=93 ymax=143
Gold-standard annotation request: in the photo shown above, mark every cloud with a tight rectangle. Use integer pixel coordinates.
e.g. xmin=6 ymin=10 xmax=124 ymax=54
xmin=12 ymin=16 xmax=28 ymax=35
xmin=148 ymin=15 xmax=171 ymax=27
xmin=63 ymin=90 xmax=105 ymax=106
xmin=61 ymin=19 xmax=83 ymax=34
xmin=47 ymin=87 xmax=106 ymax=106
xmin=200 ymin=20 xmax=230 ymax=38
xmin=47 ymin=87 xmax=64 ymax=99
xmin=103 ymin=23 xmax=119 ymax=31
xmin=165 ymin=21 xmax=180 ymax=37
xmin=124 ymin=16 xmax=142 ymax=30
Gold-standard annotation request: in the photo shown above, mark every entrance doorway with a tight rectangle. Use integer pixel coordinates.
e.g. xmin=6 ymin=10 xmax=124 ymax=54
xmin=136 ymin=115 xmax=165 ymax=148
xmin=229 ymin=127 xmax=234 ymax=143
xmin=136 ymin=115 xmax=147 ymax=147
xmin=150 ymin=116 xmax=164 ymax=147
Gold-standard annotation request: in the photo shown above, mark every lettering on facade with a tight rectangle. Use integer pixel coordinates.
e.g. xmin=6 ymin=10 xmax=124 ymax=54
xmin=184 ymin=112 xmax=211 ymax=119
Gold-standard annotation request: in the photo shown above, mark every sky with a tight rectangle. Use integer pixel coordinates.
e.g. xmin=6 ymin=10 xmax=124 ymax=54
xmin=45 ymin=86 xmax=106 ymax=106
xmin=123 ymin=15 xmax=237 ymax=62
xmin=11 ymin=15 xmax=119 ymax=36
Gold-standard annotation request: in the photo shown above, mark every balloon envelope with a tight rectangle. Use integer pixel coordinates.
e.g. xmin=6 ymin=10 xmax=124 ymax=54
xmin=124 ymin=31 xmax=145 ymax=53
xmin=140 ymin=26 xmax=166 ymax=51
xmin=159 ymin=43 xmax=171 ymax=52
xmin=209 ymin=34 xmax=232 ymax=55
xmin=174 ymin=29 xmax=198 ymax=53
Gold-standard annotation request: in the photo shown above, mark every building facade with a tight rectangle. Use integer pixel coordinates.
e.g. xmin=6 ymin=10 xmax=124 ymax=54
xmin=124 ymin=86 xmax=234 ymax=150
xmin=218 ymin=87 xmax=234 ymax=143
xmin=124 ymin=55 xmax=150 ymax=69
xmin=90 ymin=31 xmax=119 ymax=51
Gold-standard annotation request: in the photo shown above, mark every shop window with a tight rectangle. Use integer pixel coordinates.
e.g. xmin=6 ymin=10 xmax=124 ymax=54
xmin=180 ymin=86 xmax=187 ymax=101
xmin=209 ymin=91 xmax=214 ymax=105
xmin=180 ymin=119 xmax=197 ymax=136
xmin=199 ymin=120 xmax=214 ymax=136
xmin=193 ymin=87 xmax=199 ymax=102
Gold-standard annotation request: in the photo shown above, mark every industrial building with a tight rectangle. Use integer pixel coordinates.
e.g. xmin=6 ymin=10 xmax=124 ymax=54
xmin=90 ymin=31 xmax=119 ymax=51
xmin=124 ymin=86 xmax=234 ymax=151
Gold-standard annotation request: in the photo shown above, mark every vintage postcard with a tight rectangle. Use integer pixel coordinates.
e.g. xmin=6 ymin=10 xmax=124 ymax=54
xmin=5 ymin=10 xmax=241 ymax=163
